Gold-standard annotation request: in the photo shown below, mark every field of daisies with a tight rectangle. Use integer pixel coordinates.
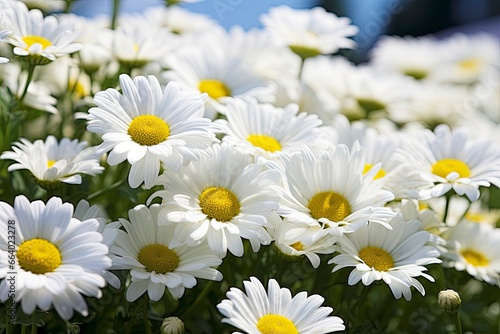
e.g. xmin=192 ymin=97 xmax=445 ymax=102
xmin=0 ymin=0 xmax=499 ymax=333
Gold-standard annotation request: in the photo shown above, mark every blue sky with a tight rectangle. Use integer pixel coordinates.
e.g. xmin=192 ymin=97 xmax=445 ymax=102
xmin=72 ymin=0 xmax=317 ymax=30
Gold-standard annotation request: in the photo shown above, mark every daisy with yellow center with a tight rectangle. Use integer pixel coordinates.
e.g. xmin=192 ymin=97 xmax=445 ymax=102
xmin=0 ymin=196 xmax=111 ymax=320
xmin=0 ymin=135 xmax=103 ymax=188
xmin=164 ymin=36 xmax=273 ymax=119
xmin=442 ymin=220 xmax=500 ymax=287
xmin=273 ymin=146 xmax=395 ymax=236
xmin=215 ymin=97 xmax=323 ymax=160
xmin=1 ymin=3 xmax=81 ymax=63
xmin=394 ymin=124 xmax=500 ymax=201
xmin=109 ymin=204 xmax=223 ymax=301
xmin=153 ymin=142 xmax=281 ymax=257
xmin=87 ymin=74 xmax=217 ymax=189
xmin=329 ymin=211 xmax=441 ymax=300
xmin=217 ymin=276 xmax=345 ymax=333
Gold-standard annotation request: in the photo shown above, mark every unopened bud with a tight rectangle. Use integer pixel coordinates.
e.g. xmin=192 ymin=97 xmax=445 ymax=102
xmin=161 ymin=316 xmax=185 ymax=334
xmin=438 ymin=289 xmax=461 ymax=314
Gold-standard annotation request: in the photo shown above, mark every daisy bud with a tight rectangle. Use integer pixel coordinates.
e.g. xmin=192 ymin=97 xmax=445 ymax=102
xmin=438 ymin=289 xmax=462 ymax=314
xmin=161 ymin=317 xmax=185 ymax=334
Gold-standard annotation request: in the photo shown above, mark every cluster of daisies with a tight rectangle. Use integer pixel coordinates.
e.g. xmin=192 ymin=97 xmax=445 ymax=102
xmin=0 ymin=0 xmax=499 ymax=332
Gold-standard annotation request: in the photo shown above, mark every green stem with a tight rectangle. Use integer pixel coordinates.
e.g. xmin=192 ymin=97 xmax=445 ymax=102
xmin=21 ymin=324 xmax=27 ymax=334
xmin=180 ymin=280 xmax=215 ymax=318
xmin=298 ymin=58 xmax=306 ymax=81
xmin=19 ymin=64 xmax=36 ymax=105
xmin=442 ymin=193 xmax=452 ymax=225
xmin=275 ymin=260 xmax=287 ymax=283
xmin=111 ymin=0 xmax=121 ymax=30
xmin=452 ymin=312 xmax=462 ymax=334
xmin=31 ymin=313 xmax=36 ymax=334
xmin=142 ymin=295 xmax=152 ymax=334
xmin=87 ymin=177 xmax=126 ymax=201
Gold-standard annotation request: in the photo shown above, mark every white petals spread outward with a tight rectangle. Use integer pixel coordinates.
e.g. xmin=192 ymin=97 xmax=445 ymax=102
xmin=109 ymin=204 xmax=223 ymax=301
xmin=0 ymin=135 xmax=103 ymax=186
xmin=261 ymin=6 xmax=358 ymax=59
xmin=329 ymin=211 xmax=441 ymax=301
xmin=86 ymin=74 xmax=217 ymax=189
xmin=217 ymin=276 xmax=345 ymax=334
xmin=0 ymin=196 xmax=111 ymax=320
xmin=154 ymin=143 xmax=281 ymax=257
xmin=394 ymin=124 xmax=500 ymax=201
xmin=442 ymin=221 xmax=500 ymax=287
xmin=215 ymin=98 xmax=323 ymax=161
xmin=272 ymin=146 xmax=395 ymax=236
xmin=0 ymin=1 xmax=81 ymax=63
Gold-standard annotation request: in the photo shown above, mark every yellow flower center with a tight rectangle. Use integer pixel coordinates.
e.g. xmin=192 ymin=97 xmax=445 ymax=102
xmin=247 ymin=134 xmax=282 ymax=152
xmin=198 ymin=79 xmax=231 ymax=100
xmin=359 ymin=246 xmax=394 ymax=271
xmin=357 ymin=98 xmax=386 ymax=114
xmin=308 ymin=191 xmax=352 ymax=222
xmin=418 ymin=201 xmax=429 ymax=211
xmin=464 ymin=212 xmax=486 ymax=223
xmin=127 ymin=115 xmax=170 ymax=146
xmin=22 ymin=35 xmax=52 ymax=50
xmin=431 ymin=158 xmax=471 ymax=179
xmin=289 ymin=45 xmax=321 ymax=60
xmin=458 ymin=58 xmax=480 ymax=71
xmin=69 ymin=79 xmax=89 ymax=97
xmin=289 ymin=241 xmax=304 ymax=251
xmin=461 ymin=249 xmax=489 ymax=267
xmin=363 ymin=164 xmax=387 ymax=180
xmin=17 ymin=238 xmax=62 ymax=274
xmin=199 ymin=187 xmax=240 ymax=222
xmin=403 ymin=68 xmax=427 ymax=80
xmin=47 ymin=160 xmax=56 ymax=168
xmin=138 ymin=244 xmax=179 ymax=274
xmin=256 ymin=314 xmax=299 ymax=334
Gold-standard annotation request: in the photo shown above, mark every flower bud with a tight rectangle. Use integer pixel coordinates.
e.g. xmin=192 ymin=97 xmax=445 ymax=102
xmin=161 ymin=316 xmax=185 ymax=334
xmin=438 ymin=289 xmax=461 ymax=314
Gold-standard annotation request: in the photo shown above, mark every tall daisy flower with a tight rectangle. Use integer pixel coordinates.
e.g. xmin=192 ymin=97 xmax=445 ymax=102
xmin=109 ymin=204 xmax=223 ymax=301
xmin=0 ymin=196 xmax=111 ymax=320
xmin=394 ymin=124 xmax=500 ymax=201
xmin=0 ymin=2 xmax=81 ymax=64
xmin=273 ymin=146 xmax=395 ymax=236
xmin=261 ymin=6 xmax=358 ymax=60
xmin=0 ymin=135 xmax=103 ymax=189
xmin=163 ymin=34 xmax=274 ymax=119
xmin=442 ymin=221 xmax=500 ymax=286
xmin=215 ymin=98 xmax=323 ymax=161
xmin=154 ymin=143 xmax=280 ymax=257
xmin=217 ymin=276 xmax=345 ymax=333
xmin=86 ymin=74 xmax=217 ymax=189
xmin=329 ymin=211 xmax=441 ymax=300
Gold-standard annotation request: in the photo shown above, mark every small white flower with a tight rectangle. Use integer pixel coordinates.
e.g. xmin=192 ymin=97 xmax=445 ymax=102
xmin=217 ymin=276 xmax=345 ymax=333
xmin=329 ymin=211 xmax=441 ymax=300
xmin=87 ymin=74 xmax=217 ymax=189
xmin=0 ymin=135 xmax=103 ymax=186
xmin=442 ymin=220 xmax=500 ymax=286
xmin=261 ymin=6 xmax=358 ymax=59
xmin=109 ymin=204 xmax=223 ymax=301
xmin=154 ymin=143 xmax=280 ymax=257
xmin=0 ymin=196 xmax=111 ymax=320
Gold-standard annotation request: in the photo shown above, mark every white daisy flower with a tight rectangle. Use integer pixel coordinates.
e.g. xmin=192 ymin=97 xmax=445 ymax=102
xmin=394 ymin=124 xmax=500 ymax=201
xmin=0 ymin=196 xmax=111 ymax=320
xmin=0 ymin=62 xmax=58 ymax=113
xmin=163 ymin=32 xmax=274 ymax=119
xmin=113 ymin=16 xmax=178 ymax=69
xmin=272 ymin=146 xmax=395 ymax=236
xmin=215 ymin=98 xmax=323 ymax=161
xmin=370 ymin=35 xmax=443 ymax=81
xmin=217 ymin=276 xmax=345 ymax=334
xmin=109 ymin=204 xmax=222 ymax=301
xmin=442 ymin=220 xmax=500 ymax=286
xmin=154 ymin=142 xmax=280 ymax=257
xmin=261 ymin=6 xmax=358 ymax=60
xmin=20 ymin=0 xmax=66 ymax=13
xmin=0 ymin=135 xmax=103 ymax=188
xmin=329 ymin=211 xmax=441 ymax=301
xmin=0 ymin=2 xmax=81 ymax=64
xmin=86 ymin=74 xmax=217 ymax=189
xmin=269 ymin=219 xmax=336 ymax=269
